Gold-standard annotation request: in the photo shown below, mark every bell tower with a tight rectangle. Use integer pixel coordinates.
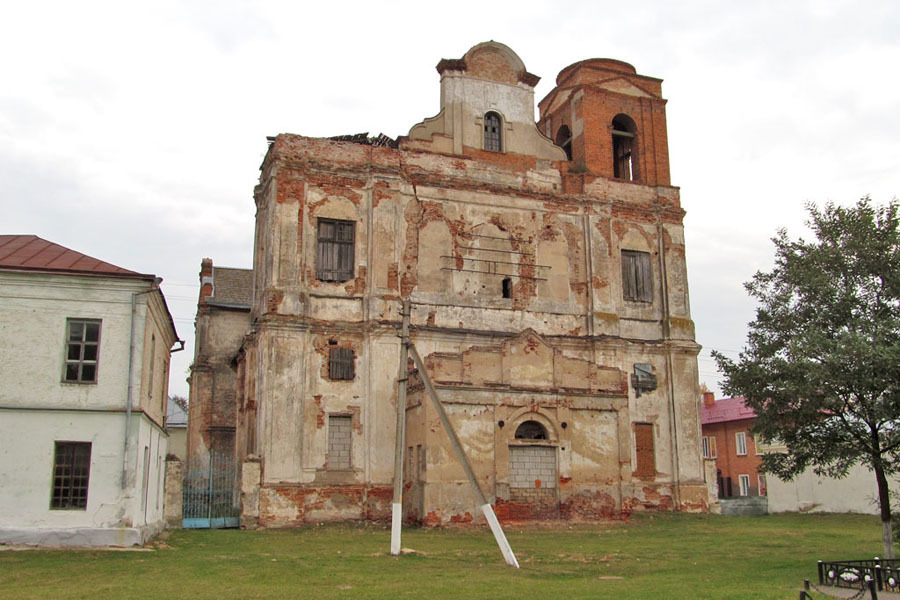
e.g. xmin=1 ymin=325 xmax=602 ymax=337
xmin=537 ymin=59 xmax=671 ymax=186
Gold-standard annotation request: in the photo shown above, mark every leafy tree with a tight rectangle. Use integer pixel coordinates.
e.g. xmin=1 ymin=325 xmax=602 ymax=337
xmin=714 ymin=198 xmax=900 ymax=558
xmin=169 ymin=394 xmax=188 ymax=412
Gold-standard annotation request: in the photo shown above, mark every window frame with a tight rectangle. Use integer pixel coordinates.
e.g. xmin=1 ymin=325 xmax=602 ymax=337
xmin=328 ymin=346 xmax=355 ymax=380
xmin=757 ymin=474 xmax=767 ymax=497
xmin=51 ymin=441 xmax=91 ymax=510
xmin=611 ymin=113 xmax=638 ymax=181
xmin=738 ymin=474 xmax=750 ymax=497
xmin=63 ymin=318 xmax=102 ymax=384
xmin=484 ymin=111 xmax=502 ymax=152
xmin=621 ymin=250 xmax=653 ymax=303
xmin=702 ymin=436 xmax=717 ymax=459
xmin=316 ymin=218 xmax=356 ymax=282
xmin=736 ymin=431 xmax=747 ymax=456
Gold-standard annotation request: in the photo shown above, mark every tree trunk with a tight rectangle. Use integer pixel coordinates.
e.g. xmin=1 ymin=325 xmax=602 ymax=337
xmin=873 ymin=454 xmax=895 ymax=559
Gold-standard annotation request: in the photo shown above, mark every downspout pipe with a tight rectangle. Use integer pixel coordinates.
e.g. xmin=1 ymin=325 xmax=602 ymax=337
xmin=122 ymin=283 xmax=156 ymax=489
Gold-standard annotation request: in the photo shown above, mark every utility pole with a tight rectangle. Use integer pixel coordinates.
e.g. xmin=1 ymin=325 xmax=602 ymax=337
xmin=390 ymin=300 xmax=410 ymax=556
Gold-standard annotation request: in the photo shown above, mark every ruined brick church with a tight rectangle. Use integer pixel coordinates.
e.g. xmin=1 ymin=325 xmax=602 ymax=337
xmin=187 ymin=41 xmax=708 ymax=527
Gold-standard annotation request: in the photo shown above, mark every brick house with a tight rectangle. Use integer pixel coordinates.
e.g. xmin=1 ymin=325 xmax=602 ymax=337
xmin=700 ymin=393 xmax=765 ymax=498
xmin=190 ymin=41 xmax=709 ymax=526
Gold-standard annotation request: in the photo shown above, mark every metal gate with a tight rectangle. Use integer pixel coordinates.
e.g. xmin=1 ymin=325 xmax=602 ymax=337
xmin=182 ymin=450 xmax=240 ymax=529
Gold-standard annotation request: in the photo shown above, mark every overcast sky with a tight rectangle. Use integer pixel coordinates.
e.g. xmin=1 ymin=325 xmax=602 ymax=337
xmin=2 ymin=0 xmax=898 ymax=399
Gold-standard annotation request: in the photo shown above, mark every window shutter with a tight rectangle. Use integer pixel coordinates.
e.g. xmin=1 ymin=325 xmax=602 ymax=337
xmin=638 ymin=251 xmax=652 ymax=302
xmin=622 ymin=252 xmax=636 ymax=300
xmin=329 ymin=347 xmax=355 ymax=380
xmin=634 ymin=423 xmax=655 ymax=479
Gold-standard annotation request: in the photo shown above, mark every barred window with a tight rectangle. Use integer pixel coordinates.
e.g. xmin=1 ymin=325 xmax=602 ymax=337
xmin=484 ymin=111 xmax=502 ymax=152
xmin=329 ymin=347 xmax=355 ymax=380
xmin=622 ymin=250 xmax=652 ymax=303
xmin=64 ymin=319 xmax=101 ymax=383
xmin=317 ymin=218 xmax=355 ymax=282
xmin=51 ymin=442 xmax=91 ymax=509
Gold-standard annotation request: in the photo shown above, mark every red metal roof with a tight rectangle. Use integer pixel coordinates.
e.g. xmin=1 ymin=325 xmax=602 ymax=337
xmin=701 ymin=396 xmax=757 ymax=425
xmin=0 ymin=235 xmax=148 ymax=277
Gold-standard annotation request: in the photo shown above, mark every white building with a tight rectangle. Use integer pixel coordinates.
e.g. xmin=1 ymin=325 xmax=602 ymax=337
xmin=0 ymin=235 xmax=181 ymax=546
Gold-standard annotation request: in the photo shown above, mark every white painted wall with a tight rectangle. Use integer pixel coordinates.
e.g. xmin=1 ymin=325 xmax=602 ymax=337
xmin=0 ymin=271 xmax=173 ymax=544
xmin=767 ymin=465 xmax=900 ymax=515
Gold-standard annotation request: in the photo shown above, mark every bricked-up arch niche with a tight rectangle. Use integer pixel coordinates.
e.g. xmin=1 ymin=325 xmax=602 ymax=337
xmin=514 ymin=420 xmax=548 ymax=440
xmin=484 ymin=111 xmax=502 ymax=151
xmin=611 ymin=114 xmax=638 ymax=181
xmin=555 ymin=125 xmax=572 ymax=161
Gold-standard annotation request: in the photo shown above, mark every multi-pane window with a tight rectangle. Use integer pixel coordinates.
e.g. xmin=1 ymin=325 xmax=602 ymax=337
xmin=316 ymin=218 xmax=355 ymax=282
xmin=736 ymin=432 xmax=747 ymax=456
xmin=702 ymin=436 xmax=717 ymax=459
xmin=484 ymin=111 xmax=502 ymax=152
xmin=738 ymin=474 xmax=750 ymax=497
xmin=622 ymin=250 xmax=652 ymax=303
xmin=328 ymin=415 xmax=352 ymax=469
xmin=51 ymin=442 xmax=91 ymax=509
xmin=64 ymin=319 xmax=101 ymax=383
xmin=634 ymin=423 xmax=655 ymax=479
xmin=328 ymin=347 xmax=355 ymax=380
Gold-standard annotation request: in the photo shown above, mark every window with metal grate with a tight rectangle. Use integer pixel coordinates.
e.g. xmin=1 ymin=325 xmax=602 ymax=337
xmin=51 ymin=441 xmax=91 ymax=509
xmin=484 ymin=111 xmax=502 ymax=152
xmin=317 ymin=218 xmax=355 ymax=282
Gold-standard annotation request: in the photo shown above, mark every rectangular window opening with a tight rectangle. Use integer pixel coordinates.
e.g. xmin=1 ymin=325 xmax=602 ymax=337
xmin=51 ymin=442 xmax=91 ymax=509
xmin=317 ymin=218 xmax=355 ymax=282
xmin=621 ymin=250 xmax=652 ymax=303
xmin=634 ymin=423 xmax=655 ymax=480
xmin=328 ymin=347 xmax=355 ymax=380
xmin=327 ymin=415 xmax=352 ymax=470
xmin=63 ymin=319 xmax=101 ymax=383
xmin=739 ymin=474 xmax=750 ymax=497
xmin=736 ymin=432 xmax=747 ymax=456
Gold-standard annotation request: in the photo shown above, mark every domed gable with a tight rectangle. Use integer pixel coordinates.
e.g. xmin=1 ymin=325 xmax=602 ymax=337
xmin=436 ymin=41 xmax=541 ymax=87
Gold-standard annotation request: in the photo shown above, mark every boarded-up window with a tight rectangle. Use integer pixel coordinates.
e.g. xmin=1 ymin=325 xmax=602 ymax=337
xmin=51 ymin=442 xmax=91 ymax=509
xmin=317 ymin=218 xmax=355 ymax=282
xmin=622 ymin=250 xmax=652 ymax=303
xmin=329 ymin=347 xmax=355 ymax=380
xmin=634 ymin=423 xmax=655 ymax=479
xmin=328 ymin=416 xmax=352 ymax=469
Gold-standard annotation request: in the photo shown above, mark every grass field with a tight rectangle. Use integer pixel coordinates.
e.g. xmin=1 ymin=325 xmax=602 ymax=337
xmin=0 ymin=513 xmax=883 ymax=599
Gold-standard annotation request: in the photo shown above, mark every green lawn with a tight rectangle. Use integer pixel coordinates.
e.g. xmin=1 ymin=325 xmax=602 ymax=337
xmin=0 ymin=513 xmax=881 ymax=599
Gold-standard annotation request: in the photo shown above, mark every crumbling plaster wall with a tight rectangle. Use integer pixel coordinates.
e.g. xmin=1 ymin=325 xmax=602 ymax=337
xmin=241 ymin=80 xmax=703 ymax=523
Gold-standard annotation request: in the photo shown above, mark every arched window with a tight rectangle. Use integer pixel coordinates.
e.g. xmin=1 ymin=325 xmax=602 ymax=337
xmin=514 ymin=420 xmax=548 ymax=440
xmin=611 ymin=114 xmax=638 ymax=181
xmin=484 ymin=111 xmax=502 ymax=152
xmin=555 ymin=125 xmax=572 ymax=161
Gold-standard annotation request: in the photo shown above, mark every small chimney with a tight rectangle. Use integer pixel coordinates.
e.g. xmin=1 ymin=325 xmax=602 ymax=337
xmin=702 ymin=391 xmax=715 ymax=406
xmin=199 ymin=258 xmax=214 ymax=304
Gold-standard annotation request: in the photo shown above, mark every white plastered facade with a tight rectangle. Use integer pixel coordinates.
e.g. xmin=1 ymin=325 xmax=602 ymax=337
xmin=0 ymin=270 xmax=177 ymax=546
